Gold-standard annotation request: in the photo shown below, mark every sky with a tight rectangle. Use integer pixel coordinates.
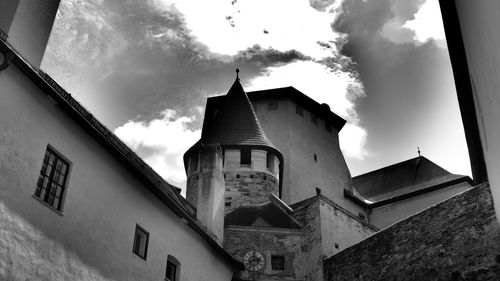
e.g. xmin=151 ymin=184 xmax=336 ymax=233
xmin=41 ymin=0 xmax=471 ymax=192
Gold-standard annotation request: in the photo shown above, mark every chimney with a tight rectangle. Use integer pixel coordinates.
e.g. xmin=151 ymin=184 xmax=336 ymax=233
xmin=196 ymin=144 xmax=225 ymax=244
xmin=0 ymin=0 xmax=61 ymax=68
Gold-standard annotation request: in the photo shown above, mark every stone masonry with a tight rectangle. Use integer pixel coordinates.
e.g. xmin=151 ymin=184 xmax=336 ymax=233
xmin=323 ymin=183 xmax=500 ymax=281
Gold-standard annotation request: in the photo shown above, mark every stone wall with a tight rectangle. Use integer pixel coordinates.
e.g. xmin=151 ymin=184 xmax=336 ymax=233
xmin=224 ymin=226 xmax=305 ymax=281
xmin=224 ymin=171 xmax=279 ymax=214
xmin=293 ymin=199 xmax=323 ymax=281
xmin=323 ymin=184 xmax=500 ymax=281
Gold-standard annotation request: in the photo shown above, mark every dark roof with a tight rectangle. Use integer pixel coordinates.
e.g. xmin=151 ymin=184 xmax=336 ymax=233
xmin=202 ymin=78 xmax=277 ymax=148
xmin=225 ymin=202 xmax=302 ymax=229
xmin=0 ymin=39 xmax=243 ymax=270
xmin=352 ymin=156 xmax=471 ymax=203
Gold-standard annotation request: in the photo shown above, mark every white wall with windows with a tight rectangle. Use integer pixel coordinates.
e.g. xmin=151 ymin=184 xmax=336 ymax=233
xmin=0 ymin=55 xmax=235 ymax=281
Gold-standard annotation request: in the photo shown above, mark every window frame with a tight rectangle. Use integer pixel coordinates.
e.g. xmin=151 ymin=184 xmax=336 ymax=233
xmin=34 ymin=145 xmax=71 ymax=212
xmin=271 ymin=255 xmax=285 ymax=271
xmin=240 ymin=148 xmax=252 ymax=166
xmin=165 ymin=255 xmax=181 ymax=281
xmin=132 ymin=224 xmax=150 ymax=260
xmin=267 ymin=100 xmax=278 ymax=111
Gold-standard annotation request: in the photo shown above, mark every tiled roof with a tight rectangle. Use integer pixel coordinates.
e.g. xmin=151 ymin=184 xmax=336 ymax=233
xmin=225 ymin=202 xmax=302 ymax=229
xmin=353 ymin=156 xmax=470 ymax=202
xmin=200 ymin=78 xmax=277 ymax=149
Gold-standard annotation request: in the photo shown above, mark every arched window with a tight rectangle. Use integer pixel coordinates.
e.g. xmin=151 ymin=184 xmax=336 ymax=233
xmin=165 ymin=255 xmax=180 ymax=281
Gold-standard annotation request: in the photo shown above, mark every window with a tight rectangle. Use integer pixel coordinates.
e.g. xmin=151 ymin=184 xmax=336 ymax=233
xmin=271 ymin=255 xmax=285 ymax=271
xmin=266 ymin=152 xmax=274 ymax=172
xmin=166 ymin=255 xmax=180 ymax=281
xmin=267 ymin=101 xmax=278 ymax=111
xmin=295 ymin=104 xmax=304 ymax=116
xmin=132 ymin=224 xmax=149 ymax=260
xmin=311 ymin=113 xmax=318 ymax=125
xmin=240 ymin=149 xmax=251 ymax=166
xmin=35 ymin=146 xmax=70 ymax=211
xmin=314 ymin=154 xmax=318 ymax=162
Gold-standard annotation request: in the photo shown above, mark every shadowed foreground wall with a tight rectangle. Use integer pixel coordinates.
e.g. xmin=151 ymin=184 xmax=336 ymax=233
xmin=324 ymin=183 xmax=500 ymax=281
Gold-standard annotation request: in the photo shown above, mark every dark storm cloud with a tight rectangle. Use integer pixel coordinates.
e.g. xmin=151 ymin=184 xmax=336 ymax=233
xmin=234 ymin=45 xmax=309 ymax=66
xmin=333 ymin=0 xmax=460 ymax=172
xmin=43 ymin=0 xmax=313 ymax=129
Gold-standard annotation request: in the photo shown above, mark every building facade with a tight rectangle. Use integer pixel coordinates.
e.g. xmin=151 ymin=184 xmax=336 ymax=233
xmin=3 ymin=1 xmax=498 ymax=281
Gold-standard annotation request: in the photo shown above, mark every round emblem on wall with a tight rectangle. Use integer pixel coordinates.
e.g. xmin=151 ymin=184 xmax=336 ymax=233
xmin=243 ymin=250 xmax=265 ymax=272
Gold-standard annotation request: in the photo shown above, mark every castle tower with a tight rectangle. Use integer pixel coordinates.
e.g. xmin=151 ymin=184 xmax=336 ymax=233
xmin=0 ymin=0 xmax=61 ymax=68
xmin=184 ymin=72 xmax=283 ymax=215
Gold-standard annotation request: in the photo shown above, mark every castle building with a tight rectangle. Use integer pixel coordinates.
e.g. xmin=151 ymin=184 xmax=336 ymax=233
xmin=1 ymin=1 xmax=499 ymax=281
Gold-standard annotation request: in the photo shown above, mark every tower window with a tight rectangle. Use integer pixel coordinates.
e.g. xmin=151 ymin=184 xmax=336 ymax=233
xmin=296 ymin=104 xmax=304 ymax=116
xmin=311 ymin=113 xmax=318 ymax=125
xmin=271 ymin=255 xmax=285 ymax=271
xmin=266 ymin=152 xmax=275 ymax=172
xmin=132 ymin=224 xmax=149 ymax=260
xmin=267 ymin=101 xmax=278 ymax=111
xmin=314 ymin=154 xmax=318 ymax=162
xmin=240 ymin=149 xmax=251 ymax=166
xmin=166 ymin=255 xmax=180 ymax=281
xmin=34 ymin=146 xmax=70 ymax=211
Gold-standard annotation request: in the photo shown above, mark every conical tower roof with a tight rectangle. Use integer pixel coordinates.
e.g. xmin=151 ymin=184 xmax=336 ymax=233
xmin=200 ymin=76 xmax=277 ymax=149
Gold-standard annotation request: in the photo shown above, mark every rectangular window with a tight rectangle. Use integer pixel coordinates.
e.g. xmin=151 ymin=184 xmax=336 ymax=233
xmin=295 ymin=104 xmax=303 ymax=116
xmin=271 ymin=255 xmax=285 ymax=271
xmin=133 ymin=224 xmax=149 ymax=260
xmin=240 ymin=149 xmax=251 ymax=166
xmin=311 ymin=113 xmax=318 ymax=125
xmin=266 ymin=152 xmax=274 ymax=172
xmin=267 ymin=101 xmax=278 ymax=111
xmin=34 ymin=147 xmax=70 ymax=211
xmin=166 ymin=260 xmax=177 ymax=281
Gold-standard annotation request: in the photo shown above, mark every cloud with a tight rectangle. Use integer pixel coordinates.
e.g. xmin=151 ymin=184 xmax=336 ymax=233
xmin=333 ymin=0 xmax=470 ymax=176
xmin=246 ymin=60 xmax=370 ymax=159
xmin=403 ymin=0 xmax=446 ymax=45
xmin=114 ymin=109 xmax=200 ymax=191
xmin=154 ymin=0 xmax=344 ymax=59
xmin=339 ymin=123 xmax=369 ymax=159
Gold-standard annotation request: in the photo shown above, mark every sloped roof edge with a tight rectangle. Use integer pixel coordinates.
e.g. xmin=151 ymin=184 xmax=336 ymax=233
xmin=0 ymin=39 xmax=243 ymax=270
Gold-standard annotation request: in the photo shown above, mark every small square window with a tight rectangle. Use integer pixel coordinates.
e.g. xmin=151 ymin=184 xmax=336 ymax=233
xmin=295 ymin=104 xmax=303 ymax=116
xmin=335 ymin=243 xmax=339 ymax=249
xmin=240 ymin=149 xmax=251 ymax=166
xmin=271 ymin=255 xmax=285 ymax=271
xmin=133 ymin=224 xmax=149 ymax=260
xmin=35 ymin=146 xmax=70 ymax=211
xmin=267 ymin=101 xmax=278 ymax=111
xmin=311 ymin=113 xmax=318 ymax=125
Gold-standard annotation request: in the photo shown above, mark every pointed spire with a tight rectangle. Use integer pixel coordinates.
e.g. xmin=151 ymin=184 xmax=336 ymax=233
xmin=418 ymin=147 xmax=421 ymax=157
xmin=200 ymin=70 xmax=278 ymax=150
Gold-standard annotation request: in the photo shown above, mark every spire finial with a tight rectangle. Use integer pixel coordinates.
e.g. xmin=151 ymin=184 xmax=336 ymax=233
xmin=236 ymin=68 xmax=240 ymax=80
xmin=417 ymin=147 xmax=421 ymax=157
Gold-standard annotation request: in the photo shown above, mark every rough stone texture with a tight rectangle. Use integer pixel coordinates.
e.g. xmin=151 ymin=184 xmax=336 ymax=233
xmin=224 ymin=226 xmax=305 ymax=281
xmin=293 ymin=199 xmax=323 ymax=281
xmin=186 ymin=173 xmax=198 ymax=207
xmin=318 ymin=198 xmax=376 ymax=258
xmin=224 ymin=171 xmax=279 ymax=214
xmin=324 ymin=184 xmax=500 ymax=281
